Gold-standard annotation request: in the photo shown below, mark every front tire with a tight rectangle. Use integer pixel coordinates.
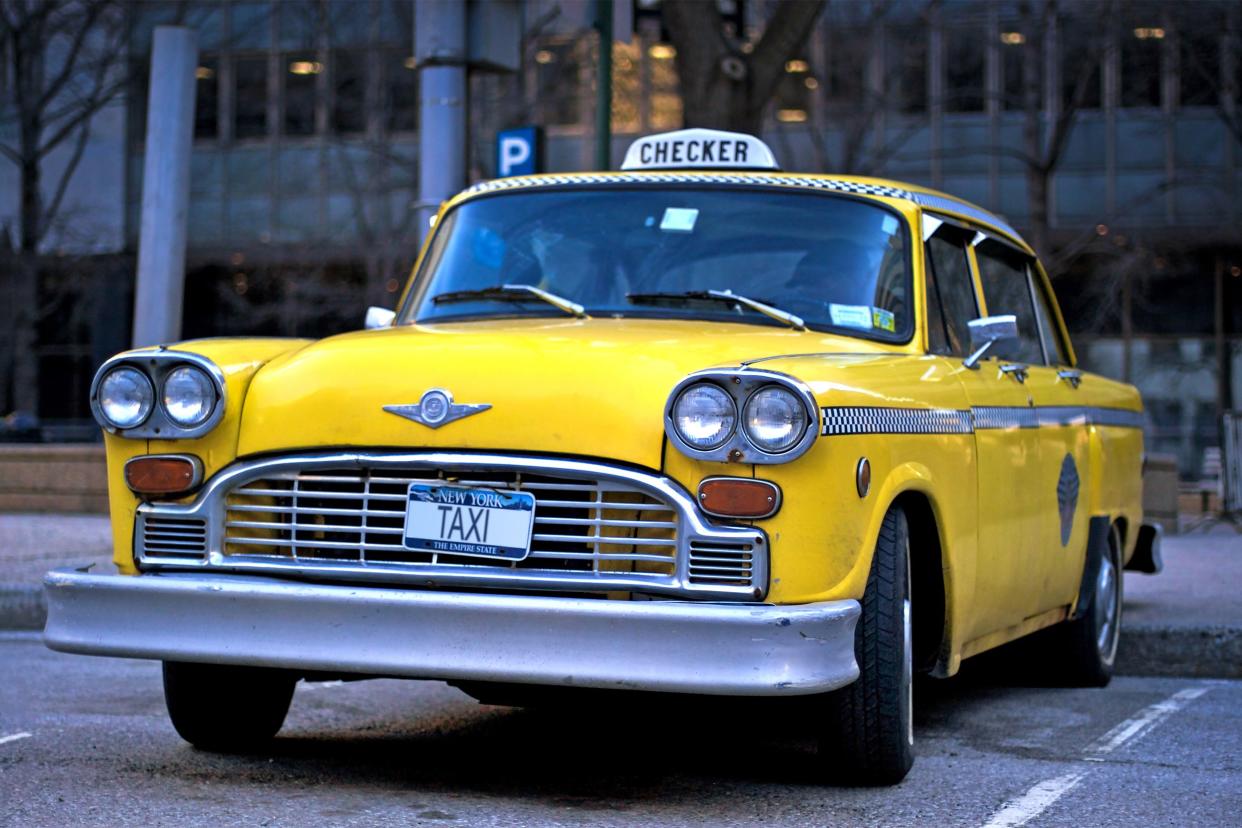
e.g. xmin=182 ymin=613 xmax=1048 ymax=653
xmin=817 ymin=506 xmax=915 ymax=785
xmin=163 ymin=661 xmax=296 ymax=752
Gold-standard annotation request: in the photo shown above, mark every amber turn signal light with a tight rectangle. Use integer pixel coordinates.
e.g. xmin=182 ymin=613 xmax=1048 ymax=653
xmin=124 ymin=455 xmax=202 ymax=497
xmin=697 ymin=477 xmax=781 ymax=519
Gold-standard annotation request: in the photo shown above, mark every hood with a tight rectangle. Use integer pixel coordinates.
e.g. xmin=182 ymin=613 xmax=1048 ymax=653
xmin=236 ymin=318 xmax=897 ymax=468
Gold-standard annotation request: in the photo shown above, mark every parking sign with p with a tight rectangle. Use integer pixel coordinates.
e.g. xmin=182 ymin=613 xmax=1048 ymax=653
xmin=497 ymin=126 xmax=541 ymax=177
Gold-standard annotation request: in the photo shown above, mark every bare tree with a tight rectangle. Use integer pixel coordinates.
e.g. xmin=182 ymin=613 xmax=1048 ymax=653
xmin=0 ymin=0 xmax=127 ymax=418
xmin=662 ymin=0 xmax=826 ymax=133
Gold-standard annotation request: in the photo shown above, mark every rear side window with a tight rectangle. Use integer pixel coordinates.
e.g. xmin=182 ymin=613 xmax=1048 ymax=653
xmin=924 ymin=233 xmax=979 ymax=357
xmin=975 ymin=241 xmax=1044 ymax=365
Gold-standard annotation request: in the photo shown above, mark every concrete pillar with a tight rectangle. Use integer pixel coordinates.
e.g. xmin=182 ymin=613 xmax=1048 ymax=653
xmin=416 ymin=1 xmax=468 ymax=234
xmin=132 ymin=26 xmax=198 ymax=348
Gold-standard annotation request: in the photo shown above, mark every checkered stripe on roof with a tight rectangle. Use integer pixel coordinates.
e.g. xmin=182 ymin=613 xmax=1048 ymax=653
xmin=461 ymin=172 xmax=912 ymax=200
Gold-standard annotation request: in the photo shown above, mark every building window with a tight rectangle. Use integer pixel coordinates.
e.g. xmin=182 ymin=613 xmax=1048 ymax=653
xmin=284 ymin=53 xmax=320 ymax=136
xmin=823 ymin=28 xmax=866 ymax=111
xmin=194 ymin=57 xmax=219 ymax=140
xmin=647 ymin=41 xmax=681 ymax=130
xmin=1178 ymin=18 xmax=1219 ymax=107
xmin=535 ymin=39 xmax=585 ymax=127
xmin=333 ymin=50 xmax=367 ymax=134
xmin=887 ymin=26 xmax=927 ymax=114
xmin=945 ymin=27 xmax=985 ymax=112
xmin=1000 ymin=27 xmax=1028 ymax=110
xmin=234 ymin=54 xmax=269 ymax=139
xmin=1060 ymin=27 xmax=1102 ymax=110
xmin=386 ymin=51 xmax=417 ymax=133
xmin=1122 ymin=25 xmax=1164 ymax=107
xmin=612 ymin=41 xmax=641 ymax=133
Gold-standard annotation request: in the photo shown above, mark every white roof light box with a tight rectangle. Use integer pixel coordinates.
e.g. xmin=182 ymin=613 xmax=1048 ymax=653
xmin=620 ymin=129 xmax=781 ymax=172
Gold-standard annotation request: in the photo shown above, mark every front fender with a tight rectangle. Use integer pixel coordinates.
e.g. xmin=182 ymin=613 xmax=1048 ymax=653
xmin=101 ymin=337 xmax=312 ymax=573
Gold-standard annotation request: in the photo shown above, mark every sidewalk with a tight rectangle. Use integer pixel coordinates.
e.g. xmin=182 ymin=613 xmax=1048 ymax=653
xmin=2 ymin=512 xmax=1239 ymax=677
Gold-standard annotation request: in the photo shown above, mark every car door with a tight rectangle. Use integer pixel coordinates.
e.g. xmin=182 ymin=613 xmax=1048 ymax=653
xmin=973 ymin=237 xmax=1091 ymax=619
xmin=923 ymin=218 xmax=1041 ymax=642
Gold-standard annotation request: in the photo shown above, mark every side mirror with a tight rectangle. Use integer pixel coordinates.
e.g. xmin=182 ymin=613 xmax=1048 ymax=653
xmin=963 ymin=315 xmax=1018 ymax=369
xmin=365 ymin=306 xmax=396 ymax=330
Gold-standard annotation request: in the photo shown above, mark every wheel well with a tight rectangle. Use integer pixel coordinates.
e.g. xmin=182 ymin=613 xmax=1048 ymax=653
xmin=894 ymin=491 xmax=946 ymax=674
xmin=1114 ymin=515 xmax=1129 ymax=551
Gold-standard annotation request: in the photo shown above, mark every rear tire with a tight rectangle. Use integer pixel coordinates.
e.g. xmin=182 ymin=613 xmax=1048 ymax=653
xmin=163 ymin=661 xmax=296 ymax=752
xmin=817 ymin=506 xmax=915 ymax=785
xmin=1056 ymin=523 xmax=1123 ymax=687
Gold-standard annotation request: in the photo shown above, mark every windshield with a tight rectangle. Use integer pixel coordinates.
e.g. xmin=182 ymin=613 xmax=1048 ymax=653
xmin=402 ymin=187 xmax=912 ymax=341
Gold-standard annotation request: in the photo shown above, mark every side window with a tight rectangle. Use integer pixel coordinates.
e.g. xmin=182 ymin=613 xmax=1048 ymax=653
xmin=975 ymin=241 xmax=1044 ymax=365
xmin=924 ymin=233 xmax=978 ymax=357
xmin=1030 ymin=268 xmax=1070 ymax=365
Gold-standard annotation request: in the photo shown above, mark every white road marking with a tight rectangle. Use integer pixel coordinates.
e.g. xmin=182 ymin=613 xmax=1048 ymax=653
xmin=0 ymin=732 xmax=32 ymax=746
xmin=980 ymin=772 xmax=1087 ymax=828
xmin=1084 ymin=686 xmax=1209 ymax=759
xmin=979 ymin=684 xmax=1211 ymax=828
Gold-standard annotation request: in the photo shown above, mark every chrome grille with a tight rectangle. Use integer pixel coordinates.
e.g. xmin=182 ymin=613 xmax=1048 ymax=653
xmin=687 ymin=540 xmax=757 ymax=586
xmin=133 ymin=451 xmax=768 ymax=601
xmin=139 ymin=516 xmax=208 ymax=560
xmin=221 ymin=468 xmax=678 ymax=577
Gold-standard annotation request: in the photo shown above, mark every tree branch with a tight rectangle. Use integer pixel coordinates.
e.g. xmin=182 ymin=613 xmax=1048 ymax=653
xmin=37 ymin=118 xmax=92 ymax=245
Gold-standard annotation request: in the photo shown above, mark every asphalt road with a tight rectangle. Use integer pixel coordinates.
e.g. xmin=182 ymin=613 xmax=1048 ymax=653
xmin=1 ymin=633 xmax=1237 ymax=828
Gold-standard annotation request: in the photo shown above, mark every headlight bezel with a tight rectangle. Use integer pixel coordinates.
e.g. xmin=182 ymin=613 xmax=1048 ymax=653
xmin=96 ymin=365 xmax=156 ymax=429
xmin=90 ymin=350 xmax=226 ymax=439
xmin=671 ymin=382 xmax=737 ymax=450
xmin=664 ymin=368 xmax=819 ymax=464
xmin=741 ymin=384 xmax=810 ymax=454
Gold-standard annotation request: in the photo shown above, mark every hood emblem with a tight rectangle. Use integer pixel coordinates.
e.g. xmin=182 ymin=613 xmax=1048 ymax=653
xmin=383 ymin=388 xmax=491 ymax=429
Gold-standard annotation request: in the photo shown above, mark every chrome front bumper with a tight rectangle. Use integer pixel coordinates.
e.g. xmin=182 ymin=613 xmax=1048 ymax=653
xmin=43 ymin=569 xmax=861 ymax=696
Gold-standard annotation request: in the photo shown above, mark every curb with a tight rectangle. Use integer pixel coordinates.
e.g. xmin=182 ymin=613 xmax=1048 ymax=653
xmin=0 ymin=584 xmax=47 ymax=632
xmin=1115 ymin=624 xmax=1242 ymax=679
xmin=3 ymin=585 xmax=1239 ymax=679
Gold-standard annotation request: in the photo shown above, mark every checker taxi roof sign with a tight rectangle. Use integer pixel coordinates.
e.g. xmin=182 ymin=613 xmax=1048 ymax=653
xmin=620 ymin=129 xmax=781 ymax=172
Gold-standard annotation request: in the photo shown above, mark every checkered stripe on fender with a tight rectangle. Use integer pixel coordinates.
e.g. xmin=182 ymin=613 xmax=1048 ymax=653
xmin=820 ymin=407 xmax=974 ymax=436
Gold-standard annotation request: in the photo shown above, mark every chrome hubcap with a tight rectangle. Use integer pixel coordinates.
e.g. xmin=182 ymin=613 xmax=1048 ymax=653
xmin=1095 ymin=553 xmax=1120 ymax=660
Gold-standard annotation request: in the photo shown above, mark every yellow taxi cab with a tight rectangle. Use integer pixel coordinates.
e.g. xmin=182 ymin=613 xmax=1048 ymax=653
xmin=45 ymin=129 xmax=1160 ymax=784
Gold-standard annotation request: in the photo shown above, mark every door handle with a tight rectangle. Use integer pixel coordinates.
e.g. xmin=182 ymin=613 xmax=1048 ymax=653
xmin=1057 ymin=368 xmax=1083 ymax=389
xmin=999 ymin=363 xmax=1028 ymax=383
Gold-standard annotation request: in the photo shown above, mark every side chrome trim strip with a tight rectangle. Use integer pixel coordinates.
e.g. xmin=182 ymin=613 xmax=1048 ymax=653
xmin=820 ymin=405 xmax=1144 ymax=436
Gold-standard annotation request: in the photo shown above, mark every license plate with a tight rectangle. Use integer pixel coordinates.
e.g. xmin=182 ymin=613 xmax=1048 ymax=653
xmin=402 ymin=483 xmax=535 ymax=561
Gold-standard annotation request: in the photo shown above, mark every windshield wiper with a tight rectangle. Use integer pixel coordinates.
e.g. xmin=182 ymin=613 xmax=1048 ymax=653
xmin=431 ymin=283 xmax=588 ymax=319
xmin=626 ymin=289 xmax=805 ymax=331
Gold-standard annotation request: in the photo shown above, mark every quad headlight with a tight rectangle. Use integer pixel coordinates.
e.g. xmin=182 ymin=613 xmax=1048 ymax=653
xmin=162 ymin=365 xmax=217 ymax=426
xmin=664 ymin=370 xmax=818 ymax=464
xmin=97 ymin=366 xmax=155 ymax=429
xmin=743 ymin=386 xmax=808 ymax=453
xmin=672 ymin=383 xmax=736 ymax=449
xmin=91 ymin=352 xmax=225 ymax=438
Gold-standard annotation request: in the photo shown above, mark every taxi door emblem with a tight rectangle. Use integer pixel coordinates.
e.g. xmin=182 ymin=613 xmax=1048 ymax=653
xmin=383 ymin=389 xmax=491 ymax=429
xmin=1056 ymin=453 xmax=1080 ymax=546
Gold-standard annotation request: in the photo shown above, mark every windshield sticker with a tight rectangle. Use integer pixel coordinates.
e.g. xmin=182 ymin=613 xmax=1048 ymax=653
xmin=829 ymin=304 xmax=874 ymax=329
xmin=872 ymin=307 xmax=896 ymax=332
xmin=881 ymin=215 xmax=899 ymax=235
xmin=659 ymin=207 xmax=699 ymax=233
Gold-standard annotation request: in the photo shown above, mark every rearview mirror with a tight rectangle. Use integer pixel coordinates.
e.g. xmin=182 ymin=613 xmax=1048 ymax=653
xmin=963 ymin=315 xmax=1018 ymax=369
xmin=365 ymin=306 xmax=396 ymax=330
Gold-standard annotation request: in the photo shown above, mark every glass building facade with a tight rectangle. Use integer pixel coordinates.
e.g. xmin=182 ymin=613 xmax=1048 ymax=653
xmin=18 ymin=0 xmax=1242 ymax=478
